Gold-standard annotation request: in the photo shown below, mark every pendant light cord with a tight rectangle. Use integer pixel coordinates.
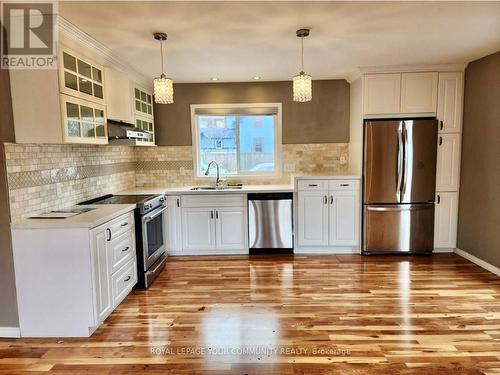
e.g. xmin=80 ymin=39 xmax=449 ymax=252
xmin=160 ymin=39 xmax=165 ymax=75
xmin=300 ymin=36 xmax=304 ymax=72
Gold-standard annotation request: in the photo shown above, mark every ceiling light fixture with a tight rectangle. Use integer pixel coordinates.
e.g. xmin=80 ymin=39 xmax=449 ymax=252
xmin=153 ymin=32 xmax=173 ymax=104
xmin=253 ymin=76 xmax=261 ymax=80
xmin=292 ymin=28 xmax=312 ymax=102
xmin=211 ymin=77 xmax=219 ymax=81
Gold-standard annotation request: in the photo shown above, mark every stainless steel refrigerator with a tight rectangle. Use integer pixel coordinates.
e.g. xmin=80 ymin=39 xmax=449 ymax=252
xmin=362 ymin=118 xmax=438 ymax=254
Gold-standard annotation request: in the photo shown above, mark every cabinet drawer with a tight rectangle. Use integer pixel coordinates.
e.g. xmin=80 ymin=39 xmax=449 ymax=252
xmin=181 ymin=194 xmax=246 ymax=208
xmin=108 ymin=212 xmax=134 ymax=241
xmin=110 ymin=231 xmax=135 ymax=274
xmin=111 ymin=259 xmax=137 ymax=308
xmin=329 ymin=180 xmax=360 ymax=191
xmin=297 ymin=180 xmax=329 ymax=191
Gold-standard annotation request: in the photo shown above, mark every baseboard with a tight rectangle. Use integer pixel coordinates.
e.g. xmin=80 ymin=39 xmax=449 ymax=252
xmin=433 ymin=248 xmax=455 ymax=253
xmin=294 ymin=247 xmax=360 ymax=254
xmin=454 ymin=248 xmax=500 ymax=277
xmin=0 ymin=327 xmax=20 ymax=338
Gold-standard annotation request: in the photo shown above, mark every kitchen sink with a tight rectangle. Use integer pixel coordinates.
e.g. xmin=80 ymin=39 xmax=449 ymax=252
xmin=190 ymin=186 xmax=243 ymax=191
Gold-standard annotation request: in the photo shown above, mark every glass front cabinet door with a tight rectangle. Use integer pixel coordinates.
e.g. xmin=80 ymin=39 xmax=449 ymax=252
xmin=133 ymin=85 xmax=155 ymax=146
xmin=61 ymin=94 xmax=108 ymax=144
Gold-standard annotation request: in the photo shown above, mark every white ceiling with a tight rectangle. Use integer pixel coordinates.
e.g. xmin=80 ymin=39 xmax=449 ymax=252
xmin=59 ymin=1 xmax=500 ymax=83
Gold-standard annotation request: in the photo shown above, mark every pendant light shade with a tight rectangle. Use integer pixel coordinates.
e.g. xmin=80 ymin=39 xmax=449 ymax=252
xmin=154 ymin=74 xmax=174 ymax=104
xmin=293 ymin=29 xmax=312 ymax=102
xmin=293 ymin=71 xmax=312 ymax=102
xmin=153 ymin=32 xmax=174 ymax=104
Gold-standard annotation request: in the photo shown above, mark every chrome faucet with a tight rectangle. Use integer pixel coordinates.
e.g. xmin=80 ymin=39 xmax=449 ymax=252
xmin=204 ymin=161 xmax=223 ymax=187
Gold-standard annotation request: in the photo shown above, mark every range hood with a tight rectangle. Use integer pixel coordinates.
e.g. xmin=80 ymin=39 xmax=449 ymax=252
xmin=107 ymin=120 xmax=152 ymax=145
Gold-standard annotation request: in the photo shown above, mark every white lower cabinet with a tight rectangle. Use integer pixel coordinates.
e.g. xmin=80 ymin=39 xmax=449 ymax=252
xmin=296 ymin=179 xmax=360 ymax=251
xmin=436 ymin=133 xmax=461 ymax=191
xmin=329 ymin=190 xmax=360 ymax=246
xmin=12 ymin=210 xmax=137 ymax=337
xmin=434 ymin=191 xmax=459 ymax=249
xmin=182 ymin=207 xmax=216 ymax=251
xmin=92 ymin=226 xmax=113 ymax=323
xmin=179 ymin=194 xmax=248 ymax=254
xmin=215 ymin=207 xmax=248 ymax=250
xmin=165 ymin=196 xmax=182 ymax=253
xmin=297 ymin=191 xmax=329 ymax=246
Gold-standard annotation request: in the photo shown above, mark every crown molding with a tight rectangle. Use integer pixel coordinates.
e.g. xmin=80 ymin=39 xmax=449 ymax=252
xmin=358 ymin=63 xmax=468 ymax=74
xmin=57 ymin=16 xmax=152 ymax=89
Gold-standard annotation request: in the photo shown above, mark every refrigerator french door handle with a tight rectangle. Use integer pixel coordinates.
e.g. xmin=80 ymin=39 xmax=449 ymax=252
xmin=367 ymin=205 xmax=430 ymax=211
xmin=401 ymin=123 xmax=408 ymax=197
xmin=396 ymin=123 xmax=404 ymax=201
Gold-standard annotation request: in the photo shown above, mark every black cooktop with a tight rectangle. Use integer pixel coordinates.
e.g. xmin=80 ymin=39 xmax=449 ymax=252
xmin=79 ymin=194 xmax=153 ymax=205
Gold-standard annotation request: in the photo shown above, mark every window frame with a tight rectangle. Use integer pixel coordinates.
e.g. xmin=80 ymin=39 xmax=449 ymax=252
xmin=190 ymin=103 xmax=283 ymax=179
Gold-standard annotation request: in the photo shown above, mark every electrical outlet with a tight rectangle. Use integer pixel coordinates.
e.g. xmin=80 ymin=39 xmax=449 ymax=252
xmin=284 ymin=163 xmax=295 ymax=173
xmin=179 ymin=167 xmax=186 ymax=176
xmin=339 ymin=156 xmax=347 ymax=165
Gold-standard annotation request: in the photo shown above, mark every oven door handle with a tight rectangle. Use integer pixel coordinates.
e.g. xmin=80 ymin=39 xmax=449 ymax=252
xmin=143 ymin=206 xmax=167 ymax=223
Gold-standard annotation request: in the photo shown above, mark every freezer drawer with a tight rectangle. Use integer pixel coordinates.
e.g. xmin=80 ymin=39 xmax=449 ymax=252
xmin=363 ymin=204 xmax=434 ymax=253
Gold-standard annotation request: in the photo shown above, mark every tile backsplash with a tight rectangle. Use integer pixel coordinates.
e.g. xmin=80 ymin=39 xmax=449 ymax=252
xmin=134 ymin=143 xmax=349 ymax=187
xmin=4 ymin=142 xmax=349 ymax=222
xmin=5 ymin=143 xmax=136 ymax=222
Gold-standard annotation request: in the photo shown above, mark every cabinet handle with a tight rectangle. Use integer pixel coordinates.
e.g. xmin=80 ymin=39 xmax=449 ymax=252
xmin=124 ymin=276 xmax=131 ymax=282
xmin=308 ymin=184 xmax=318 ymax=187
xmin=324 ymin=195 xmax=328 ymax=205
xmin=210 ymin=210 xmax=214 ymax=219
xmin=439 ymin=136 xmax=443 ymax=146
xmin=437 ymin=195 xmax=441 ymax=204
xmin=106 ymin=228 xmax=112 ymax=242
xmin=177 ymin=198 xmax=180 ymax=207
xmin=121 ymin=222 xmax=128 ymax=227
xmin=340 ymin=184 xmax=350 ymax=187
xmin=440 ymin=120 xmax=444 ymax=130
xmin=122 ymin=246 xmax=129 ymax=252
xmin=215 ymin=210 xmax=219 ymax=219
xmin=330 ymin=195 xmax=334 ymax=204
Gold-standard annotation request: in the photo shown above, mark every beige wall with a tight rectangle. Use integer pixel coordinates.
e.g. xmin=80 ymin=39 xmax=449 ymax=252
xmin=457 ymin=51 xmax=500 ymax=267
xmin=154 ymin=80 xmax=350 ymax=146
xmin=0 ymin=23 xmax=19 ymax=328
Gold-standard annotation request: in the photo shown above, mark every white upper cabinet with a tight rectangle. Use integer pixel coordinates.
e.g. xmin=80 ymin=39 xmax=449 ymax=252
xmin=59 ymin=45 xmax=105 ymax=105
xmin=437 ymin=72 xmax=463 ymax=133
xmin=400 ymin=72 xmax=438 ymax=113
xmin=436 ymin=133 xmax=461 ymax=191
xmin=363 ymin=73 xmax=401 ymax=115
xmin=434 ymin=191 xmax=458 ymax=249
xmin=104 ymin=67 xmax=134 ymax=124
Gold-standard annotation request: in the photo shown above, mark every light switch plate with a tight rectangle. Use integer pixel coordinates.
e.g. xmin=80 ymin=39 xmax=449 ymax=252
xmin=284 ymin=163 xmax=295 ymax=173
xmin=179 ymin=167 xmax=186 ymax=176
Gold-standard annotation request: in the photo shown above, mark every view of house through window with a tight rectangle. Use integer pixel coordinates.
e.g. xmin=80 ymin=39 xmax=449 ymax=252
xmin=192 ymin=104 xmax=281 ymax=177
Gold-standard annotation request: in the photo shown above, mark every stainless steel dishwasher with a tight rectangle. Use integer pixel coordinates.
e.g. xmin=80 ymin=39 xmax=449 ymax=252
xmin=248 ymin=193 xmax=293 ymax=254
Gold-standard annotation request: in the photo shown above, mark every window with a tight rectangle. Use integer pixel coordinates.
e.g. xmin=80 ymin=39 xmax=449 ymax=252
xmin=191 ymin=103 xmax=282 ymax=178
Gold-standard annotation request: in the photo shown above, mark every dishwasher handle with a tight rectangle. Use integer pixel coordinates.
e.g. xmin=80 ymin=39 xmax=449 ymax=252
xmin=248 ymin=192 xmax=293 ymax=201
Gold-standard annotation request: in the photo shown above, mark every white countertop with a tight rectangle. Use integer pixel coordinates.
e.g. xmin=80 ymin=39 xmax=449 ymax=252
xmin=12 ymin=204 xmax=136 ymax=230
xmin=118 ymin=184 xmax=295 ymax=196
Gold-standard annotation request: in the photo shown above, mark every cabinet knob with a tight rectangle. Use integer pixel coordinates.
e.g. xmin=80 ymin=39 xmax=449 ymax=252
xmin=124 ymin=276 xmax=131 ymax=282
xmin=122 ymin=246 xmax=129 ymax=252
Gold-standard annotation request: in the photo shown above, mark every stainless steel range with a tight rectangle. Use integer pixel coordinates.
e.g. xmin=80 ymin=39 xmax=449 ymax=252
xmin=79 ymin=194 xmax=167 ymax=288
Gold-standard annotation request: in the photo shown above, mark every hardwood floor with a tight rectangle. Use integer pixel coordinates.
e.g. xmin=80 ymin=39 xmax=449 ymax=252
xmin=1 ymin=254 xmax=500 ymax=374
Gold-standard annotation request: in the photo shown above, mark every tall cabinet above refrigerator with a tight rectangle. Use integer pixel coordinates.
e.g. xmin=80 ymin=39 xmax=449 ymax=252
xmin=363 ymin=118 xmax=438 ymax=254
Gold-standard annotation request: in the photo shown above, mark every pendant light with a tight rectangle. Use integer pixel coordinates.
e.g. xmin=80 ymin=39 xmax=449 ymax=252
xmin=292 ymin=28 xmax=312 ymax=102
xmin=153 ymin=32 xmax=174 ymax=104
